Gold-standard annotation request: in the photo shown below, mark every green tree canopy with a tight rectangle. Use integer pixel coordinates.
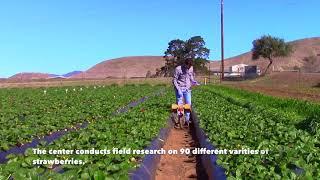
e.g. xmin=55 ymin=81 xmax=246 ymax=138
xmin=157 ymin=36 xmax=210 ymax=77
xmin=252 ymin=35 xmax=293 ymax=75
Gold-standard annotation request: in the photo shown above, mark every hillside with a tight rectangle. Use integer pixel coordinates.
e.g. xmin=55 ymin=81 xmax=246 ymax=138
xmin=9 ymin=73 xmax=53 ymax=81
xmin=63 ymin=71 xmax=82 ymax=77
xmin=210 ymin=37 xmax=320 ymax=72
xmin=5 ymin=37 xmax=320 ymax=81
xmin=71 ymin=56 xmax=165 ymax=79
xmin=8 ymin=71 xmax=83 ymax=81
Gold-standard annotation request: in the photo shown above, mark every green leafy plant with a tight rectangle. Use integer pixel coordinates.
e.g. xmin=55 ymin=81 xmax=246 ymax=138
xmin=193 ymin=85 xmax=320 ymax=178
xmin=0 ymin=85 xmax=158 ymax=151
xmin=0 ymin=86 xmax=174 ymax=179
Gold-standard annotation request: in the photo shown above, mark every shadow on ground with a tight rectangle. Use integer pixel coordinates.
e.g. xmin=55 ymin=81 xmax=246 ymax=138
xmin=313 ymin=83 xmax=320 ymax=88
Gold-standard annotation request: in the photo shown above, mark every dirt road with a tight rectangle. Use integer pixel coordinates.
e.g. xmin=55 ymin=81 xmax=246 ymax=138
xmin=155 ymin=127 xmax=207 ymax=180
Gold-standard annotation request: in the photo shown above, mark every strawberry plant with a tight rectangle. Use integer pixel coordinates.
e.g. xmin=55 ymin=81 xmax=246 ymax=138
xmin=0 ymin=84 xmax=157 ymax=151
xmin=0 ymin=86 xmax=174 ymax=179
xmin=193 ymin=85 xmax=320 ymax=179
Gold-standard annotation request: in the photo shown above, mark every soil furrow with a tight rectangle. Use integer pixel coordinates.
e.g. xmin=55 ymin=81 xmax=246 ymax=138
xmin=155 ymin=126 xmax=207 ymax=180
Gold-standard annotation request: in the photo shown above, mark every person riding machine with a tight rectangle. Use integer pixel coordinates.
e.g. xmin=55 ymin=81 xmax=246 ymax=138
xmin=171 ymin=58 xmax=200 ymax=129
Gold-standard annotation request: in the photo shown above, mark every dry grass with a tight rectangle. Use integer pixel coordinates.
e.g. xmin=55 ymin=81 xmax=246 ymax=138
xmin=2 ymin=72 xmax=319 ymax=103
xmin=219 ymin=72 xmax=320 ymax=102
xmin=0 ymin=78 xmax=172 ymax=89
xmin=0 ymin=75 xmax=213 ymax=89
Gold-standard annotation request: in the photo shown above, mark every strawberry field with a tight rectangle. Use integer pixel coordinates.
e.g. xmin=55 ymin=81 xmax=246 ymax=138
xmin=0 ymin=85 xmax=173 ymax=179
xmin=193 ymin=85 xmax=320 ymax=179
xmin=0 ymin=85 xmax=159 ymax=151
xmin=0 ymin=84 xmax=319 ymax=179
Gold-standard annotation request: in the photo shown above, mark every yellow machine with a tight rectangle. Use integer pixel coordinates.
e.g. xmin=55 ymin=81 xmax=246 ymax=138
xmin=171 ymin=104 xmax=191 ymax=111
xmin=171 ymin=103 xmax=192 ymax=129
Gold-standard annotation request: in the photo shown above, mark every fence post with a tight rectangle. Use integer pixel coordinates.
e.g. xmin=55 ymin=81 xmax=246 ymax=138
xmin=298 ymin=69 xmax=301 ymax=91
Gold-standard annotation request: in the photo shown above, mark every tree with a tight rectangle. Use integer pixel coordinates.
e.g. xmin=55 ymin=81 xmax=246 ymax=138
xmin=158 ymin=36 xmax=210 ymax=77
xmin=252 ymin=35 xmax=293 ymax=75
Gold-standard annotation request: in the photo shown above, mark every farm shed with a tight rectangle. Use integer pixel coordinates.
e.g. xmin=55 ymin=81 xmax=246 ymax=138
xmin=244 ymin=65 xmax=261 ymax=77
xmin=229 ymin=64 xmax=248 ymax=74
xmin=225 ymin=64 xmax=261 ymax=80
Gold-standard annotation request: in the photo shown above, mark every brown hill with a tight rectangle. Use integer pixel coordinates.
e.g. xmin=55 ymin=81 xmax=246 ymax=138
xmin=210 ymin=37 xmax=320 ymax=72
xmin=9 ymin=73 xmax=53 ymax=81
xmin=6 ymin=37 xmax=319 ymax=81
xmin=71 ymin=56 xmax=165 ymax=79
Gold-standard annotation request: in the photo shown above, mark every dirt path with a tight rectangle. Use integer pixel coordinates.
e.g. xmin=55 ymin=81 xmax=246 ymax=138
xmin=155 ymin=127 xmax=207 ymax=180
xmin=232 ymin=84 xmax=320 ymax=103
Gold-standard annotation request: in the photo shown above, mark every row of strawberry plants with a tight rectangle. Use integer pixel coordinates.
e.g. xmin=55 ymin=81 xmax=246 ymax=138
xmin=193 ymin=85 xmax=320 ymax=179
xmin=0 ymin=84 xmax=158 ymax=151
xmin=210 ymin=85 xmax=320 ymax=136
xmin=208 ymin=85 xmax=320 ymax=136
xmin=0 ymin=88 xmax=174 ymax=179
xmin=213 ymin=85 xmax=320 ymax=119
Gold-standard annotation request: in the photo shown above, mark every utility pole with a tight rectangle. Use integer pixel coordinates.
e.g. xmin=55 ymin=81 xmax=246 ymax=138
xmin=220 ymin=0 xmax=225 ymax=82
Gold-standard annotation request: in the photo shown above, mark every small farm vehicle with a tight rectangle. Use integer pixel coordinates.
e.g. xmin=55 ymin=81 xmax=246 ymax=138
xmin=171 ymin=103 xmax=192 ymax=129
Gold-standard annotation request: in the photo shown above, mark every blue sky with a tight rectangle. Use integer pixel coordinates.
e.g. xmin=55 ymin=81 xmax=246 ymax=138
xmin=0 ymin=0 xmax=319 ymax=77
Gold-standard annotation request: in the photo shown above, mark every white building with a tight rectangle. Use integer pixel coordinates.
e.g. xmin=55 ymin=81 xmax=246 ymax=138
xmin=229 ymin=64 xmax=248 ymax=73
